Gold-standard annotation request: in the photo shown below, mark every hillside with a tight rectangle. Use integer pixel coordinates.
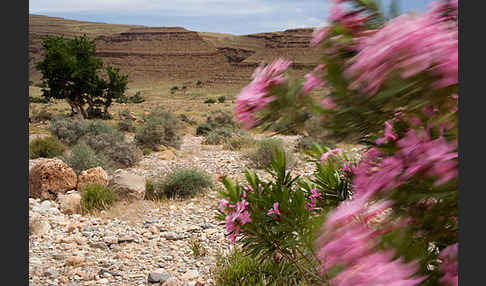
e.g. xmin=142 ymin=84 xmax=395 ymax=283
xmin=29 ymin=14 xmax=321 ymax=86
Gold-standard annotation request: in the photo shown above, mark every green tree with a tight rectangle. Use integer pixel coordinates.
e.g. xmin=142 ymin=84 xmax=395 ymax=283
xmin=35 ymin=35 xmax=128 ymax=119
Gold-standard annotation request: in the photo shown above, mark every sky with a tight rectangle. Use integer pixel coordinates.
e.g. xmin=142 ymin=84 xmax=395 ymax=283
xmin=29 ymin=0 xmax=434 ymax=35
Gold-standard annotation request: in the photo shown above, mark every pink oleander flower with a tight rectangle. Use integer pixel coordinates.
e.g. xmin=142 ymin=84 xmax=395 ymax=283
xmin=302 ymin=72 xmax=325 ymax=94
xmin=320 ymin=148 xmax=343 ymax=162
xmin=267 ymin=202 xmax=281 ymax=217
xmin=224 ymin=199 xmax=252 ymax=243
xmin=330 ymin=250 xmax=426 ymax=286
xmin=439 ymin=243 xmax=458 ymax=286
xmin=346 ymin=10 xmax=457 ymax=95
xmin=376 ymin=121 xmax=397 ymax=145
xmin=219 ymin=199 xmax=230 ymax=213
xmin=321 ymin=97 xmax=337 ymax=109
xmin=235 ymin=58 xmax=292 ymax=129
xmin=306 ymin=188 xmax=322 ymax=210
xmin=311 ymin=26 xmax=331 ymax=47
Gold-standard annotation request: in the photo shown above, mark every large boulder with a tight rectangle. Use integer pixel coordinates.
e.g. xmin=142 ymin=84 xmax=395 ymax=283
xmin=29 ymin=159 xmax=77 ymax=200
xmin=108 ymin=169 xmax=146 ymax=200
xmin=77 ymin=167 xmax=109 ymax=190
xmin=57 ymin=192 xmax=82 ymax=214
xmin=29 ymin=158 xmax=50 ymax=173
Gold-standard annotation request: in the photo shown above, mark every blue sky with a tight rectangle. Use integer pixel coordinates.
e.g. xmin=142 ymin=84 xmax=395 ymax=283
xmin=29 ymin=0 xmax=434 ymax=35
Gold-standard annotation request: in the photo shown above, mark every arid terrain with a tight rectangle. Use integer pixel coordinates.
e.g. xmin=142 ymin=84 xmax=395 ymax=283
xmin=28 ymin=14 xmax=345 ymax=286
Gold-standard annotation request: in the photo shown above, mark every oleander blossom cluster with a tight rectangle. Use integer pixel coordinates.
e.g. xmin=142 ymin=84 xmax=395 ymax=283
xmin=235 ymin=58 xmax=292 ymax=129
xmin=438 ymin=243 xmax=458 ymax=286
xmin=346 ymin=4 xmax=458 ymax=94
xmin=219 ymin=199 xmax=252 ymax=243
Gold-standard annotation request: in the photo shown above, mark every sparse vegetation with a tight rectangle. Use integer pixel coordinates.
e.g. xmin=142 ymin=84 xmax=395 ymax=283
xmin=196 ymin=110 xmax=236 ymax=136
xmin=189 ymin=238 xmax=207 ymax=257
xmin=49 ymin=117 xmax=88 ymax=145
xmin=62 ymin=142 xmax=113 ymax=174
xmin=135 ymin=107 xmax=182 ymax=150
xmin=222 ymin=133 xmax=256 ymax=150
xmin=117 ymin=119 xmax=136 ymax=132
xmin=247 ymin=138 xmax=295 ymax=169
xmin=29 ymin=96 xmax=50 ymax=104
xmin=217 ymin=96 xmax=226 ymax=103
xmin=29 ymin=136 xmax=67 ymax=159
xmin=147 ymin=168 xmax=212 ymax=199
xmin=30 ymin=106 xmax=53 ymax=123
xmin=80 ymin=184 xmax=116 ymax=212
xmin=204 ymin=98 xmax=216 ymax=104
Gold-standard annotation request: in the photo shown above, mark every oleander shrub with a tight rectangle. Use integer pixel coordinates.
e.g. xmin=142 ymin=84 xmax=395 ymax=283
xmin=80 ymin=184 xmax=116 ymax=212
xmin=29 ymin=136 xmax=67 ymax=159
xmin=152 ymin=168 xmax=213 ymax=199
xmin=247 ymin=138 xmax=295 ymax=169
xmin=213 ymin=248 xmax=305 ymax=286
xmin=135 ymin=108 xmax=182 ymax=150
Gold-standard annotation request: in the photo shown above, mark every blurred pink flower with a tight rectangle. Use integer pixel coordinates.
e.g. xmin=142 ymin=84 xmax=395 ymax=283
xmin=302 ymin=72 xmax=325 ymax=94
xmin=267 ymin=202 xmax=281 ymax=216
xmin=321 ymin=97 xmax=337 ymax=109
xmin=376 ymin=121 xmax=397 ymax=145
xmin=311 ymin=26 xmax=331 ymax=47
xmin=320 ymin=148 xmax=342 ymax=162
xmin=235 ymin=59 xmax=292 ymax=129
xmin=439 ymin=243 xmax=458 ymax=286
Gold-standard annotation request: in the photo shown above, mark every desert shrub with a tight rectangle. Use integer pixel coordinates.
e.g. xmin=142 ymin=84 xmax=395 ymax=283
xmin=203 ymin=131 xmax=225 ymax=145
xmin=196 ymin=80 xmax=202 ymax=86
xmin=29 ymin=96 xmax=50 ymax=104
xmin=84 ymin=120 xmax=117 ymax=136
xmin=189 ymin=238 xmax=207 ymax=257
xmin=196 ymin=110 xmax=236 ymax=136
xmin=117 ymin=119 xmax=136 ymax=132
xmin=170 ymin=86 xmax=179 ymax=94
xmin=247 ymin=138 xmax=295 ymax=169
xmin=83 ymin=132 xmax=142 ymax=168
xmin=29 ymin=136 xmax=67 ymax=159
xmin=204 ymin=98 xmax=216 ymax=104
xmin=196 ymin=122 xmax=213 ymax=136
xmin=223 ymin=134 xmax=256 ymax=151
xmin=129 ymin=92 xmax=144 ymax=103
xmin=30 ymin=107 xmax=53 ymax=123
xmin=217 ymin=96 xmax=226 ymax=103
xmin=135 ymin=108 xmax=182 ymax=150
xmin=62 ymin=142 xmax=113 ymax=174
xmin=142 ymin=148 xmax=152 ymax=155
xmin=179 ymin=114 xmax=197 ymax=125
xmin=144 ymin=179 xmax=157 ymax=200
xmin=152 ymin=168 xmax=212 ymax=199
xmin=49 ymin=117 xmax=88 ymax=145
xmin=80 ymin=184 xmax=116 ymax=212
xmin=115 ymin=96 xmax=129 ymax=103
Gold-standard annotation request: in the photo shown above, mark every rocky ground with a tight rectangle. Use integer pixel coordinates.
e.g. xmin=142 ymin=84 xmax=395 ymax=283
xmin=29 ymin=135 xmax=365 ymax=286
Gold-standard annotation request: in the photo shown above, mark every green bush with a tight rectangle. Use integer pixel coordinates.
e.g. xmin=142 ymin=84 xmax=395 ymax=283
xmin=29 ymin=96 xmax=50 ymax=104
xmin=247 ymin=138 xmax=295 ymax=169
xmin=117 ymin=119 xmax=136 ymax=132
xmin=83 ymin=132 xmax=142 ymax=168
xmin=213 ymin=248 xmax=305 ymax=286
xmin=143 ymin=148 xmax=152 ymax=155
xmin=204 ymin=98 xmax=217 ymax=104
xmin=29 ymin=136 xmax=67 ymax=159
xmin=217 ymin=96 xmax=226 ymax=103
xmin=149 ymin=168 xmax=212 ymax=199
xmin=135 ymin=108 xmax=182 ymax=150
xmin=196 ymin=122 xmax=213 ymax=136
xmin=80 ymin=184 xmax=116 ymax=212
xmin=203 ymin=128 xmax=233 ymax=145
xmin=84 ymin=120 xmax=117 ymax=136
xmin=62 ymin=142 xmax=113 ymax=174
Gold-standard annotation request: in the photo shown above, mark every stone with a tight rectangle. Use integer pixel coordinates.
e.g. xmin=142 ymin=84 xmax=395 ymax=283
xmin=29 ymin=159 xmax=77 ymax=200
xmin=162 ymin=277 xmax=183 ymax=286
xmin=158 ymin=150 xmax=176 ymax=160
xmin=182 ymin=270 xmax=199 ymax=281
xmin=108 ymin=170 xmax=146 ymax=200
xmin=29 ymin=215 xmax=50 ymax=236
xmin=77 ymin=167 xmax=109 ymax=190
xmin=147 ymin=268 xmax=172 ymax=284
xmin=162 ymin=232 xmax=183 ymax=241
xmin=103 ymin=236 xmax=118 ymax=245
xmin=57 ymin=192 xmax=82 ymax=214
xmin=65 ymin=256 xmax=85 ymax=266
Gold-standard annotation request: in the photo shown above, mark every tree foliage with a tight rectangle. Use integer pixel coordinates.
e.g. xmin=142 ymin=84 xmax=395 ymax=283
xmin=35 ymin=35 xmax=128 ymax=119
